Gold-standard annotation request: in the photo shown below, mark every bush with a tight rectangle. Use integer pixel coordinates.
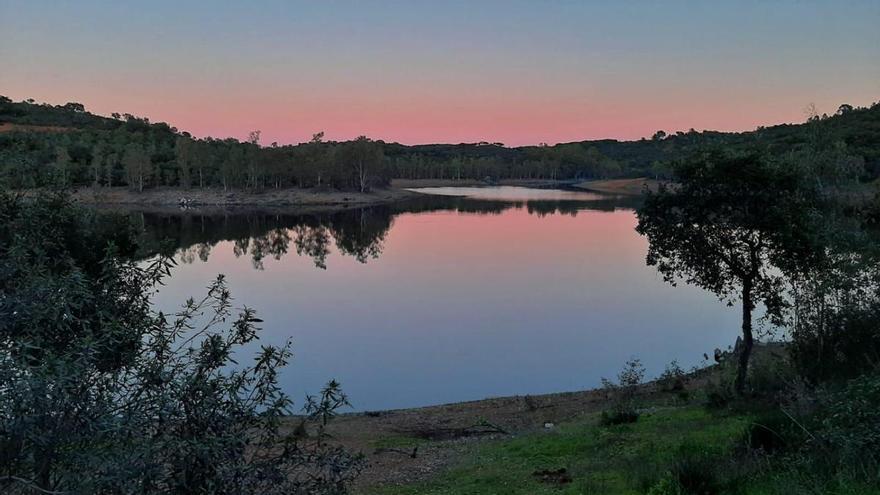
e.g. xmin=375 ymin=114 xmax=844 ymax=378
xmin=746 ymin=349 xmax=796 ymax=399
xmin=704 ymin=380 xmax=735 ymax=410
xmin=600 ymin=358 xmax=645 ymax=426
xmin=599 ymin=410 xmax=640 ymax=426
xmin=658 ymin=360 xmax=687 ymax=393
xmin=740 ymin=411 xmax=803 ymax=455
xmin=0 ymin=195 xmax=362 ymax=494
xmin=648 ymin=446 xmax=724 ymax=495
xmin=816 ymin=372 xmax=880 ymax=470
xmin=791 ymin=303 xmax=880 ymax=384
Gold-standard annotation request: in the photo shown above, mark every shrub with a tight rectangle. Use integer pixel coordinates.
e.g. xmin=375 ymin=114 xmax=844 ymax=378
xmin=600 ymin=358 xmax=645 ymax=426
xmin=0 ymin=195 xmax=362 ymax=494
xmin=740 ymin=411 xmax=803 ymax=454
xmin=791 ymin=302 xmax=880 ymax=384
xmin=746 ymin=349 xmax=796 ymax=399
xmin=599 ymin=410 xmax=640 ymax=426
xmin=658 ymin=360 xmax=687 ymax=392
xmin=704 ymin=380 xmax=735 ymax=410
xmin=648 ymin=447 xmax=724 ymax=495
xmin=816 ymin=372 xmax=880 ymax=470
xmin=671 ymin=454 xmax=722 ymax=495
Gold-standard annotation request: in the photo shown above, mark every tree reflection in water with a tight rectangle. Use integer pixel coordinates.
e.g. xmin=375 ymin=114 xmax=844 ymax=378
xmin=131 ymin=193 xmax=641 ymax=269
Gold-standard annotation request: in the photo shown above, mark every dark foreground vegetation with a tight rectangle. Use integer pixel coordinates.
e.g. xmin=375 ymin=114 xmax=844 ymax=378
xmin=1 ymin=96 xmax=879 ymax=192
xmin=0 ymin=194 xmax=362 ymax=494
xmin=2 ymin=95 xmax=880 ymax=494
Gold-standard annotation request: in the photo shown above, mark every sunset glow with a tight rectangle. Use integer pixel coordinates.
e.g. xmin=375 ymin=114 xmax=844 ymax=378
xmin=2 ymin=1 xmax=878 ymax=146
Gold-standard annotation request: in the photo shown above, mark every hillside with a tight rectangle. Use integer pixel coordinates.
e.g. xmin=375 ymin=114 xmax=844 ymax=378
xmin=2 ymin=96 xmax=879 ymax=192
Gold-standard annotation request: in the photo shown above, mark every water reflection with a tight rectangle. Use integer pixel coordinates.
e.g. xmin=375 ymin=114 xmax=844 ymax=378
xmin=120 ymin=188 xmax=737 ymax=411
xmin=135 ymin=192 xmax=642 ymax=270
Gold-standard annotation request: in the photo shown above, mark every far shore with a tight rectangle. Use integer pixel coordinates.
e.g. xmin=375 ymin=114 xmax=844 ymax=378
xmin=390 ymin=178 xmax=578 ymax=189
xmin=39 ymin=186 xmax=424 ymax=210
xmin=394 ymin=177 xmax=658 ymax=196
xmin=573 ymin=177 xmax=659 ymax=196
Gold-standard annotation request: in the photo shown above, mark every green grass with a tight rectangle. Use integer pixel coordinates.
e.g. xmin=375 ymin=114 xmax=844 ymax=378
xmin=371 ymin=434 xmax=429 ymax=450
xmin=369 ymin=406 xmax=750 ymax=495
xmin=366 ymin=404 xmax=880 ymax=495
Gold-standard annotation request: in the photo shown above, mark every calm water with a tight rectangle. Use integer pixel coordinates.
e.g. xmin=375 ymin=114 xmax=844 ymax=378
xmin=137 ymin=187 xmax=740 ymax=411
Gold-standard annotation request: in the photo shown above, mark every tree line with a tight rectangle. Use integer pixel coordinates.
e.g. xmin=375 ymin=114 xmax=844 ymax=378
xmin=3 ymin=96 xmax=878 ymax=192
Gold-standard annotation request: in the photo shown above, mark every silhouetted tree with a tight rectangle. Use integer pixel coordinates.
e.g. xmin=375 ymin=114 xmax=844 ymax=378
xmin=636 ymin=151 xmax=831 ymax=394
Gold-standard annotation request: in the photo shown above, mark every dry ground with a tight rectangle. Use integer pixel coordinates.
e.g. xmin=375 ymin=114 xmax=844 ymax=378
xmin=59 ymin=186 xmax=421 ymax=208
xmin=390 ymin=178 xmax=574 ymax=189
xmin=290 ymin=364 xmax=724 ymax=492
xmin=574 ymin=177 xmax=660 ymax=196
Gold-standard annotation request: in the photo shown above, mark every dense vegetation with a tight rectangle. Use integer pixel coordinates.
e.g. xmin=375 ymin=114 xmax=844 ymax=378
xmin=2 ymin=96 xmax=879 ymax=191
xmin=0 ymin=194 xmax=362 ymax=494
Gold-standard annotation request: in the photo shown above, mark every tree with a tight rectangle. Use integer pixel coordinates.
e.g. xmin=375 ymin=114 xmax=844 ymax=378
xmin=341 ymin=136 xmax=383 ymax=192
xmin=122 ymin=143 xmax=152 ymax=192
xmin=90 ymin=143 xmax=105 ymax=187
xmin=636 ymin=151 xmax=830 ymax=394
xmin=175 ymin=136 xmax=193 ymax=188
xmin=837 ymin=103 xmax=854 ymax=115
xmin=62 ymin=101 xmax=86 ymax=113
xmin=53 ymin=145 xmax=72 ymax=186
xmin=652 ymin=130 xmax=667 ymax=141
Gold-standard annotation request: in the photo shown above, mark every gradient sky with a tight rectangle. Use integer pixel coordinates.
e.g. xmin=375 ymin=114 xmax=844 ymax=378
xmin=1 ymin=1 xmax=878 ymax=146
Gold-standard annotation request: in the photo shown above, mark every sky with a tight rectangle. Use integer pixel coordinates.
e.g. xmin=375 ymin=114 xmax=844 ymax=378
xmin=1 ymin=1 xmax=878 ymax=147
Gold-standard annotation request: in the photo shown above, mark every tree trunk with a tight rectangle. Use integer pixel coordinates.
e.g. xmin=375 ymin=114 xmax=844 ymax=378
xmin=734 ymin=277 xmax=755 ymax=395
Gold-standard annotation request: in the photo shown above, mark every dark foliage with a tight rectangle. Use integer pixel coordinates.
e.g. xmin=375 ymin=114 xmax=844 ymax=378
xmin=2 ymin=97 xmax=879 ymax=191
xmin=637 ymin=150 xmax=843 ymax=393
xmin=0 ymin=194 xmax=361 ymax=494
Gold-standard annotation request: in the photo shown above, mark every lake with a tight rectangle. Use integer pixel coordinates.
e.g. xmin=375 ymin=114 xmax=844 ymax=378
xmin=139 ymin=186 xmax=741 ymax=411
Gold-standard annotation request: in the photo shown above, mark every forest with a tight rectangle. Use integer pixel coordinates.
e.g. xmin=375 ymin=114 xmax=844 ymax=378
xmin=2 ymin=96 xmax=879 ymax=191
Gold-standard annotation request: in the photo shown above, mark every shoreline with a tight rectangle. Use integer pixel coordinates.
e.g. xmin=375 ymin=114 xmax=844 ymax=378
xmin=54 ymin=186 xmax=424 ymax=210
xmin=390 ymin=178 xmax=578 ymax=189
xmin=314 ymin=342 xmax=783 ymax=491
xmin=573 ymin=177 xmax=658 ymax=196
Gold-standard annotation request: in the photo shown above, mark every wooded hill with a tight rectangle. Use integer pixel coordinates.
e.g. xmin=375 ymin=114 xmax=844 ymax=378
xmin=1 ymin=95 xmax=878 ymax=191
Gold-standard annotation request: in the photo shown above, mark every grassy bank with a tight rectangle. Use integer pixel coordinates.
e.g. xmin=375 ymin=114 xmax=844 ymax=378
xmin=337 ymin=346 xmax=879 ymax=494
xmin=370 ymin=406 xmax=747 ymax=495
xmin=364 ymin=403 xmax=878 ymax=495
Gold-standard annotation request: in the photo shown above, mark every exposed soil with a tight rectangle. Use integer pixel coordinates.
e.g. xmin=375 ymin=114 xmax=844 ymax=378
xmin=290 ymin=364 xmax=724 ymax=493
xmin=390 ymin=178 xmax=575 ymax=189
xmin=302 ymin=343 xmax=790 ymax=492
xmin=60 ymin=186 xmax=422 ymax=209
xmin=574 ymin=178 xmax=660 ymax=196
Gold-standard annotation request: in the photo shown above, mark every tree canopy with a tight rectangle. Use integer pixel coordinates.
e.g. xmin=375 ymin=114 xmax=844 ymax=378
xmin=636 ymin=150 xmax=844 ymax=393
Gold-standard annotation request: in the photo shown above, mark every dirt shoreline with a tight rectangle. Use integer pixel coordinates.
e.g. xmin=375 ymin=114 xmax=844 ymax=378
xmin=315 ymin=342 xmax=783 ymax=492
xmin=310 ymin=365 xmax=724 ymax=492
xmin=53 ymin=186 xmax=423 ymax=210
xmin=391 ymin=178 xmax=577 ymax=189
xmin=573 ymin=177 xmax=658 ymax=196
